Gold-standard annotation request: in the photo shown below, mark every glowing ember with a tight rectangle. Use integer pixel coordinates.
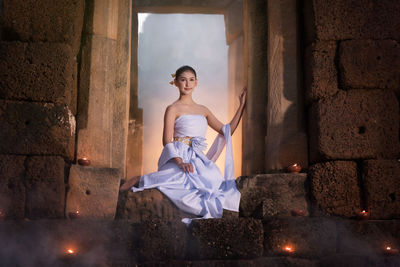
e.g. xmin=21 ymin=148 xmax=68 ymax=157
xmin=284 ymin=246 xmax=294 ymax=253
xmin=357 ymin=210 xmax=370 ymax=220
xmin=383 ymin=245 xmax=399 ymax=255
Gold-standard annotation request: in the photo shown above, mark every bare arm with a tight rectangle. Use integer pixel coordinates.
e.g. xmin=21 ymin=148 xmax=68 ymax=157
xmin=206 ymin=87 xmax=247 ymax=135
xmin=229 ymin=87 xmax=247 ymax=135
xmin=162 ymin=105 xmax=176 ymax=146
xmin=162 ymin=105 xmax=194 ymax=173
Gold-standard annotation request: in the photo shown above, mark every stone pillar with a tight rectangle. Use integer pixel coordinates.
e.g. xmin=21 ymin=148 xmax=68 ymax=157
xmin=77 ymin=0 xmax=131 ymax=176
xmin=126 ymin=12 xmax=144 ymax=178
xmin=242 ymin=0 xmax=268 ymax=174
xmin=226 ymin=0 xmax=244 ymax=178
xmin=265 ymin=0 xmax=307 ymax=170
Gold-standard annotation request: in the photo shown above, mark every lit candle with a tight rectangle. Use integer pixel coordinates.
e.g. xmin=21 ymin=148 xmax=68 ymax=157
xmin=287 ymin=163 xmax=302 ymax=173
xmin=383 ymin=246 xmax=399 ymax=256
xmin=282 ymin=245 xmax=295 ymax=255
xmin=59 ymin=247 xmax=78 ymax=262
xmin=68 ymin=210 xmax=81 ymax=219
xmin=357 ymin=210 xmax=370 ymax=220
xmin=78 ymin=157 xmax=91 ymax=166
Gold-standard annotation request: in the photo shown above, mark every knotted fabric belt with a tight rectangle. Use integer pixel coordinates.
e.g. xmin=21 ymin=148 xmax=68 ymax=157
xmin=173 ymin=136 xmax=207 ymax=151
xmin=173 ymin=136 xmax=192 ymax=146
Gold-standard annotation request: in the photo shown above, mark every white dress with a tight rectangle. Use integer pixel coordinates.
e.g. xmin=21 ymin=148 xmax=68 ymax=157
xmin=131 ymin=114 xmax=241 ymax=223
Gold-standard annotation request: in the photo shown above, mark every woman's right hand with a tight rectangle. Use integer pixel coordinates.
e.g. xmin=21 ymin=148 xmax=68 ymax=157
xmin=173 ymin=157 xmax=194 ymax=173
xmin=178 ymin=162 xmax=194 ymax=173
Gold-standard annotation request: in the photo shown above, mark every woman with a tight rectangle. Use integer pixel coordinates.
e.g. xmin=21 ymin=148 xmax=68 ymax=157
xmin=120 ymin=65 xmax=247 ymax=223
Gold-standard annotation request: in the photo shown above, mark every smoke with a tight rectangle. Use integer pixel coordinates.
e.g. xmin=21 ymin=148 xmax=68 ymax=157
xmin=138 ymin=14 xmax=229 ymax=174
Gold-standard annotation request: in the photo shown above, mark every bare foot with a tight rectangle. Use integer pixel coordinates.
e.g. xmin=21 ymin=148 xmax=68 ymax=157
xmin=119 ymin=176 xmax=141 ymax=191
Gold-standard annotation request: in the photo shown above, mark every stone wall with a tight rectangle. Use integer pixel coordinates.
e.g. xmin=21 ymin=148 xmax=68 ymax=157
xmin=304 ymin=0 xmax=400 ymax=219
xmin=0 ymin=0 xmax=85 ymax=219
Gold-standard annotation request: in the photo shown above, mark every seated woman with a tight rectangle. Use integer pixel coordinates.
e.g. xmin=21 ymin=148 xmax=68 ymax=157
xmin=120 ymin=65 xmax=246 ymax=223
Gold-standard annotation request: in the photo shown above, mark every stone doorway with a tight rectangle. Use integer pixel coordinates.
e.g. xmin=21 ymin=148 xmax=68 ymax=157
xmin=127 ymin=0 xmax=245 ymax=179
xmin=75 ymin=0 xmax=307 ymax=183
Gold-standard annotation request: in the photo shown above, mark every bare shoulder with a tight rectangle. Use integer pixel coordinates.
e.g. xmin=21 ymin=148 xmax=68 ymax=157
xmin=198 ymin=104 xmax=212 ymax=117
xmin=165 ymin=104 xmax=178 ymax=117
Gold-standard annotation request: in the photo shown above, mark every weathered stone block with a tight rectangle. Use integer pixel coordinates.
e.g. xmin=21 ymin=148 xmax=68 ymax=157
xmin=137 ymin=219 xmax=187 ymax=262
xmin=1 ymin=0 xmax=84 ymax=54
xmin=117 ymin=188 xmax=201 ymax=222
xmin=0 ymin=42 xmax=77 ymax=113
xmin=309 ymin=161 xmax=361 ymax=217
xmin=305 ymin=41 xmax=338 ymax=104
xmin=304 ymin=0 xmax=400 ymax=42
xmin=0 ymin=220 xmax=137 ymax=266
xmin=337 ymin=219 xmax=400 ymax=256
xmin=188 ymin=218 xmax=264 ymax=260
xmin=362 ymin=160 xmax=400 ymax=219
xmin=66 ymin=165 xmax=121 ymax=219
xmin=263 ymin=217 xmax=337 ymax=258
xmin=319 ymin=254 xmax=399 ymax=267
xmin=309 ymin=89 xmax=400 ymax=163
xmin=140 ymin=257 xmax=318 ymax=267
xmin=0 ymin=155 xmax=26 ymax=219
xmin=339 ymin=40 xmax=400 ymax=94
xmin=0 ymin=100 xmax=75 ymax=159
xmin=25 ymin=156 xmax=65 ymax=219
xmin=237 ymin=173 xmax=309 ymax=218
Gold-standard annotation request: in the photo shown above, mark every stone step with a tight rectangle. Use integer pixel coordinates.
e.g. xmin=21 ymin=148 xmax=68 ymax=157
xmin=0 ymin=217 xmax=398 ymax=266
xmin=237 ymin=173 xmax=309 ymax=219
xmin=66 ymin=165 xmax=121 ymax=219
xmin=117 ymin=173 xmax=309 ymax=222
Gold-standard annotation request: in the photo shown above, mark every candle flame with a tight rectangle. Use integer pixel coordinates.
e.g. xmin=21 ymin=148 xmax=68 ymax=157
xmin=284 ymin=246 xmax=293 ymax=252
xmin=387 ymin=246 xmax=391 ymax=250
xmin=67 ymin=249 xmax=74 ymax=254
xmin=362 ymin=210 xmax=366 ymax=213
xmin=76 ymin=210 xmax=79 ymax=214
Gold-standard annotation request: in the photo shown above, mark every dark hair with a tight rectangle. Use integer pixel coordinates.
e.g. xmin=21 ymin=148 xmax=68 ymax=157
xmin=175 ymin=65 xmax=197 ymax=79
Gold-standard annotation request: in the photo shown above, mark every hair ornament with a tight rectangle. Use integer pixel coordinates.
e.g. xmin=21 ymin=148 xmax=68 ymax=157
xmin=169 ymin=81 xmax=174 ymax=85
xmin=171 ymin=73 xmax=176 ymax=78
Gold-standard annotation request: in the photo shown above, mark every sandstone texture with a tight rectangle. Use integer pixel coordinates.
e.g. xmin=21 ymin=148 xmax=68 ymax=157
xmin=309 ymin=161 xmax=361 ymax=217
xmin=362 ymin=160 xmax=400 ymax=219
xmin=0 ymin=155 xmax=26 ymax=219
xmin=0 ymin=220 xmax=137 ymax=266
xmin=339 ymin=40 xmax=400 ymax=94
xmin=65 ymin=165 xmax=121 ymax=219
xmin=237 ymin=173 xmax=309 ymax=218
xmin=0 ymin=100 xmax=75 ymax=159
xmin=337 ymin=219 xmax=400 ymax=255
xmin=304 ymin=0 xmax=400 ymax=42
xmin=138 ymin=257 xmax=318 ymax=267
xmin=137 ymin=219 xmax=187 ymax=262
xmin=319 ymin=254 xmax=400 ymax=267
xmin=25 ymin=156 xmax=65 ymax=219
xmin=263 ymin=217 xmax=337 ymax=258
xmin=188 ymin=218 xmax=264 ymax=260
xmin=0 ymin=42 xmax=77 ymax=113
xmin=116 ymin=188 xmax=195 ymax=222
xmin=309 ymin=89 xmax=400 ymax=163
xmin=305 ymin=41 xmax=338 ymax=104
xmin=1 ymin=0 xmax=84 ymax=54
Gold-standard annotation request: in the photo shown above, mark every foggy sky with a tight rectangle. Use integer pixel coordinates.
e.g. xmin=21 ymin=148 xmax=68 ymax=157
xmin=138 ymin=14 xmax=228 ymax=173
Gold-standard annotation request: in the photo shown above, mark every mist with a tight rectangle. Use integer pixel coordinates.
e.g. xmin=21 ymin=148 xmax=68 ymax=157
xmin=138 ymin=13 xmax=229 ymax=174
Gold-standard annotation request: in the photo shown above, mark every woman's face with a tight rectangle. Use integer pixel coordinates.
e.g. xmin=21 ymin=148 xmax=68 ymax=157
xmin=174 ymin=70 xmax=197 ymax=95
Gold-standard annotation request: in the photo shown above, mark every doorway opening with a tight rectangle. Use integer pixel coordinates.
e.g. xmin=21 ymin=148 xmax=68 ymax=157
xmin=138 ymin=13 xmax=233 ymax=174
